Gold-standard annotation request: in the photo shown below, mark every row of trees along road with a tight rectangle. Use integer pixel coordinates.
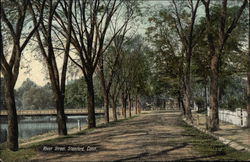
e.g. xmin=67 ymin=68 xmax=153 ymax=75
xmin=145 ymin=0 xmax=249 ymax=131
xmin=0 ymin=0 xmax=249 ymax=152
xmin=0 ymin=0 xmax=143 ymax=151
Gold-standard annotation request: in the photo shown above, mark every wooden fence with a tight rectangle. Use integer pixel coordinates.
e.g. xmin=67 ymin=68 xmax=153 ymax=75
xmin=207 ymin=107 xmax=248 ymax=127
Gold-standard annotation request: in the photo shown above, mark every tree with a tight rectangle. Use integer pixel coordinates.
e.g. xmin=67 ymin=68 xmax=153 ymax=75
xmin=15 ymin=78 xmax=37 ymax=109
xmin=109 ymin=64 xmax=125 ymax=121
xmin=108 ymin=42 xmax=130 ymax=120
xmin=247 ymin=0 xmax=250 ymax=128
xmin=17 ymin=79 xmax=34 ymax=109
xmin=30 ymin=0 xmax=73 ymax=135
xmin=247 ymin=49 xmax=250 ymax=128
xmin=170 ymin=0 xmax=201 ymax=121
xmin=201 ymin=0 xmax=247 ymax=131
xmin=123 ymin=36 xmax=150 ymax=116
xmin=65 ymin=78 xmax=87 ymax=109
xmin=146 ymin=6 xmax=188 ymax=114
xmin=113 ymin=35 xmax=149 ymax=118
xmin=22 ymin=85 xmax=54 ymax=110
xmin=145 ymin=1 xmax=205 ymax=118
xmin=54 ymin=0 xmax=136 ymax=128
xmin=191 ymin=3 xmax=248 ymax=113
xmin=0 ymin=0 xmax=45 ymax=151
xmin=97 ymin=33 xmax=130 ymax=123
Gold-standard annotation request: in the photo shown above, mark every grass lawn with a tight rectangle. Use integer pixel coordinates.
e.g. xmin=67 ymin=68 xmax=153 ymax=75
xmin=181 ymin=122 xmax=250 ymax=161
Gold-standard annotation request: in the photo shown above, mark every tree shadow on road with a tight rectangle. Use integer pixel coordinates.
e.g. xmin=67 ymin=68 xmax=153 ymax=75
xmin=113 ymin=143 xmax=188 ymax=161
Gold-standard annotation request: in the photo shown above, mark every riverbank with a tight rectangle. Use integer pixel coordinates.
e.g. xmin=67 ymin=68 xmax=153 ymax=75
xmin=0 ymin=109 xmax=139 ymax=162
xmin=0 ymin=116 xmax=138 ymax=162
xmin=19 ymin=108 xmax=132 ymax=146
xmin=19 ymin=115 xmax=106 ymax=147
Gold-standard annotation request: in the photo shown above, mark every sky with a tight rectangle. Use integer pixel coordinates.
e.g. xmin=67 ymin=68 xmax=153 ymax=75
xmin=16 ymin=55 xmax=47 ymax=88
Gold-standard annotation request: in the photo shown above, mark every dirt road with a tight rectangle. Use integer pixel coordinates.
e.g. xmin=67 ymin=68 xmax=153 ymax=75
xmin=32 ymin=111 xmax=201 ymax=161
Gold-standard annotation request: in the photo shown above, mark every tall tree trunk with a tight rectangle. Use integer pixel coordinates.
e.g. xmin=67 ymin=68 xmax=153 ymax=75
xmin=202 ymin=0 xmax=247 ymax=132
xmin=202 ymin=0 xmax=220 ymax=131
xmin=104 ymin=91 xmax=109 ymax=123
xmin=183 ymin=92 xmax=191 ymax=117
xmin=181 ymin=98 xmax=185 ymax=113
xmin=163 ymin=99 xmax=166 ymax=109
xmin=86 ymin=75 xmax=96 ymax=128
xmin=138 ymin=100 xmax=142 ymax=113
xmin=128 ymin=93 xmax=132 ymax=118
xmin=172 ymin=0 xmax=200 ymax=121
xmin=47 ymin=62 xmax=68 ymax=135
xmin=178 ymin=89 xmax=186 ymax=113
xmin=0 ymin=0 xmax=46 ymax=152
xmin=98 ymin=54 xmax=109 ymax=123
xmin=4 ymin=78 xmax=18 ymax=151
xmin=247 ymin=1 xmax=250 ymax=128
xmin=204 ymin=82 xmax=208 ymax=111
xmin=121 ymin=98 xmax=124 ymax=117
xmin=135 ymin=94 xmax=138 ymax=114
xmin=208 ymin=55 xmax=219 ymax=131
xmin=177 ymin=97 xmax=181 ymax=110
xmin=111 ymin=96 xmax=117 ymax=121
xmin=55 ymin=93 xmax=67 ymax=135
xmin=131 ymin=100 xmax=134 ymax=112
xmin=138 ymin=101 xmax=141 ymax=113
xmin=248 ymin=59 xmax=250 ymax=128
xmin=55 ymin=0 xmax=72 ymax=135
xmin=124 ymin=98 xmax=127 ymax=118
xmin=121 ymin=91 xmax=126 ymax=119
xmin=178 ymin=91 xmax=185 ymax=112
xmin=183 ymin=58 xmax=192 ymax=121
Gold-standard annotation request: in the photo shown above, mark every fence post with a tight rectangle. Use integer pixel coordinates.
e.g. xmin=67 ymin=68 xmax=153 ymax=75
xmin=241 ymin=108 xmax=243 ymax=126
xmin=197 ymin=114 xmax=199 ymax=125
xmin=78 ymin=120 xmax=81 ymax=131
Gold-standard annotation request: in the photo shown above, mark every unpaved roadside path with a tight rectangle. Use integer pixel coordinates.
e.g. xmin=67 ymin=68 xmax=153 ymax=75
xmin=32 ymin=111 xmax=200 ymax=161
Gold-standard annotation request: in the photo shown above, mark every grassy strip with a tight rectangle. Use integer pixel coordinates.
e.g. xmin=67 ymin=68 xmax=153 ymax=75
xmin=0 ymin=145 xmax=36 ymax=162
xmin=181 ymin=122 xmax=250 ymax=161
xmin=0 ymin=115 xmax=139 ymax=162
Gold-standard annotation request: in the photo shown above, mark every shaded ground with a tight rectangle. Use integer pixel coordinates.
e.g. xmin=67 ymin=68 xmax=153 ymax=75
xmin=32 ymin=111 xmax=199 ymax=161
xmin=29 ymin=111 xmax=250 ymax=161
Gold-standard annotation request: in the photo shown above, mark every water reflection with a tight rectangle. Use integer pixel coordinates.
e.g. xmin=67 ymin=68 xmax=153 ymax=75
xmin=0 ymin=115 xmax=100 ymax=143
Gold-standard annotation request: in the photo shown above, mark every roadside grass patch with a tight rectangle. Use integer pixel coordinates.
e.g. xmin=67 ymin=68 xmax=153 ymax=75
xmin=181 ymin=122 xmax=250 ymax=161
xmin=0 ymin=136 xmax=74 ymax=162
xmin=28 ymin=135 xmax=75 ymax=147
xmin=0 ymin=143 xmax=36 ymax=162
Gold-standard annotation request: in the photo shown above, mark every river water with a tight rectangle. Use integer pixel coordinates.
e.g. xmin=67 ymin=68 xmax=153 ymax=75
xmin=0 ymin=115 xmax=101 ymax=143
